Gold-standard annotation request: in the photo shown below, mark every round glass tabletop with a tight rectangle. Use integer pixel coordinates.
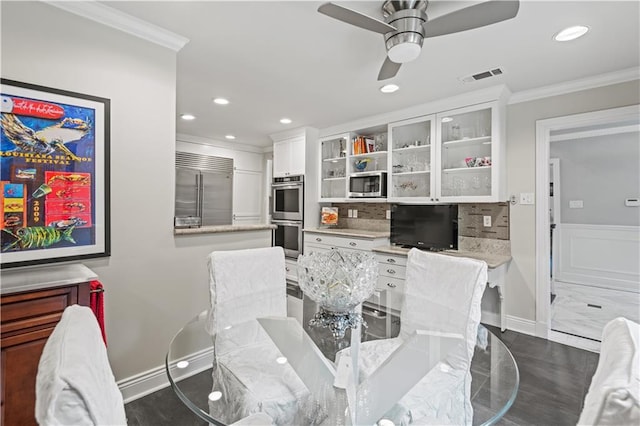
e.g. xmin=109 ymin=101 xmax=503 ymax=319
xmin=166 ymin=310 xmax=518 ymax=426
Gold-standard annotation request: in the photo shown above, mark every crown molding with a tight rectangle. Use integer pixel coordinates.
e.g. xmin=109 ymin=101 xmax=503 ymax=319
xmin=43 ymin=1 xmax=189 ymax=52
xmin=176 ymin=133 xmax=267 ymax=154
xmin=509 ymin=67 xmax=640 ymax=105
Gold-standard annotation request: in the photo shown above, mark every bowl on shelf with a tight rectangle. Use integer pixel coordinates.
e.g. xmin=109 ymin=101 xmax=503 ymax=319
xmin=353 ymin=158 xmax=371 ymax=171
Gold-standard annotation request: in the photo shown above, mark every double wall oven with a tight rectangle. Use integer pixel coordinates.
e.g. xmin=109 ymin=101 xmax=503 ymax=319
xmin=272 ymin=175 xmax=303 ymax=259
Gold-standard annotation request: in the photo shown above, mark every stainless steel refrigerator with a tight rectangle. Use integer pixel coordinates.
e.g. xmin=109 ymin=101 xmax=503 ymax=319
xmin=174 ymin=152 xmax=233 ymax=228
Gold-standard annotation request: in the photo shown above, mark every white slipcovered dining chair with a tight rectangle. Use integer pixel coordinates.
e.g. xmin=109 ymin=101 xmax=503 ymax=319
xmin=35 ymin=304 xmax=127 ymax=426
xmin=338 ymin=248 xmax=488 ymax=425
xmin=207 ymin=246 xmax=323 ymax=425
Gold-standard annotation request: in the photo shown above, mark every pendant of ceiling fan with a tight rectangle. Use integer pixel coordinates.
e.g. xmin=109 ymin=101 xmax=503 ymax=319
xmin=318 ymin=0 xmax=520 ymax=81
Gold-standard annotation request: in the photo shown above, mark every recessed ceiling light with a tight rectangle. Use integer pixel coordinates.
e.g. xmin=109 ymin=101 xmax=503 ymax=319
xmin=442 ymin=117 xmax=453 ymax=123
xmin=280 ymin=118 xmax=292 ymax=124
xmin=180 ymin=114 xmax=195 ymax=120
xmin=380 ymin=84 xmax=399 ymax=93
xmin=554 ymin=25 xmax=589 ymax=42
xmin=213 ymin=97 xmax=229 ymax=105
xmin=225 ymin=135 xmax=236 ymax=140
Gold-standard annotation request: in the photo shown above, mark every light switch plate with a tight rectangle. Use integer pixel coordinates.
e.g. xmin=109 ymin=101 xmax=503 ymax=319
xmin=569 ymin=200 xmax=584 ymax=209
xmin=353 ymin=209 xmax=358 ymax=218
xmin=483 ymin=216 xmax=492 ymax=227
xmin=386 ymin=210 xmax=391 ymax=220
xmin=520 ymin=193 xmax=535 ymax=205
xmin=347 ymin=209 xmax=353 ymax=218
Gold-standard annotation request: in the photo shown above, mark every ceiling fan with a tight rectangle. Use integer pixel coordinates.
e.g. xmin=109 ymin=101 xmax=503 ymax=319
xmin=318 ymin=0 xmax=520 ymax=81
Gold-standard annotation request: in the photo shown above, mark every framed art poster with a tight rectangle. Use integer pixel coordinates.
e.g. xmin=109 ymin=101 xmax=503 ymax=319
xmin=0 ymin=79 xmax=110 ymax=268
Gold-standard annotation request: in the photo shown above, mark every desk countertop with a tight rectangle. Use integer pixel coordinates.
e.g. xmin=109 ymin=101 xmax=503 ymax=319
xmin=372 ymin=245 xmax=511 ymax=269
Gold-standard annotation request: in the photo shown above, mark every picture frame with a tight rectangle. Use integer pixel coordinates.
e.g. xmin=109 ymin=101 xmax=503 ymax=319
xmin=0 ymin=79 xmax=110 ymax=268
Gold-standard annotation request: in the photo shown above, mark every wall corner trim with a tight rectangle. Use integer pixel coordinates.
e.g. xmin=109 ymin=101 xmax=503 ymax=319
xmin=509 ymin=67 xmax=640 ymax=105
xmin=43 ymin=1 xmax=189 ymax=52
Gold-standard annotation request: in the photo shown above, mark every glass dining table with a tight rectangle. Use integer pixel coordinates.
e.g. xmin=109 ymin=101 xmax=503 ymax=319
xmin=165 ymin=309 xmax=519 ymax=426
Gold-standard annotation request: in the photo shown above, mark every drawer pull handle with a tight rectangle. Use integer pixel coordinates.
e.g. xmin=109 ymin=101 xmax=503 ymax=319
xmin=349 ymin=242 xmax=357 ymax=246
xmin=387 ymin=282 xmax=397 ymax=288
xmin=316 ymin=237 xmax=322 ymax=242
xmin=387 ymin=258 xmax=396 ymax=263
xmin=587 ymin=303 xmax=602 ymax=309
xmin=387 ymin=269 xmax=396 ymax=274
xmin=286 ymin=267 xmax=290 ymax=271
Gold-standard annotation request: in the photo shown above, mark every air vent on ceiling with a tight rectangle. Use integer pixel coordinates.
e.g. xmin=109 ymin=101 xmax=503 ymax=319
xmin=459 ymin=68 xmax=504 ymax=83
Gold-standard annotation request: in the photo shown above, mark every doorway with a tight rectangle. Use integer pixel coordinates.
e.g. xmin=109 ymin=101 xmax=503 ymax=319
xmin=535 ymin=105 xmax=640 ymax=351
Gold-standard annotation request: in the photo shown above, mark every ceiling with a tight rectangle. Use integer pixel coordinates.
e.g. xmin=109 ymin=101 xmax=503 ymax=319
xmin=102 ymin=1 xmax=640 ymax=148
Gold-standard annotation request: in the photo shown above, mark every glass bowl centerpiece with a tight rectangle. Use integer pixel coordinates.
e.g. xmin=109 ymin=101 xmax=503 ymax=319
xmin=297 ymin=249 xmax=378 ymax=339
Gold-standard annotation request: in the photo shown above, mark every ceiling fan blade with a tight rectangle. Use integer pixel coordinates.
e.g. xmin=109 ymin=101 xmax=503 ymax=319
xmin=423 ymin=0 xmax=519 ymax=38
xmin=318 ymin=2 xmax=396 ymax=35
xmin=378 ymin=57 xmax=402 ymax=81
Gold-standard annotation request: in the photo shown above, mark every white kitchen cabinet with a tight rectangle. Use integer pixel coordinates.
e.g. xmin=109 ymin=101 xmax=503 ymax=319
xmin=273 ymin=135 xmax=305 ymax=177
xmin=319 ymin=134 xmax=348 ymax=201
xmin=387 ymin=115 xmax=436 ymax=202
xmin=232 ymin=168 xmax=262 ymax=224
xmin=435 ymin=101 xmax=506 ymax=202
xmin=387 ymin=101 xmax=506 ymax=203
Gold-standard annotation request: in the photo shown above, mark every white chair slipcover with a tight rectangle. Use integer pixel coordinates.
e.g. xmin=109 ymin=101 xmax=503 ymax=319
xmin=207 ymin=246 xmax=323 ymax=425
xmin=35 ymin=305 xmax=126 ymax=426
xmin=338 ymin=248 xmax=488 ymax=425
xmin=578 ymin=317 xmax=640 ymax=426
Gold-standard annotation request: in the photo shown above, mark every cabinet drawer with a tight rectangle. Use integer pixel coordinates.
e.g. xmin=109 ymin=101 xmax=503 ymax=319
xmin=305 ymin=234 xmax=374 ymax=251
xmin=378 ymin=263 xmax=406 ymax=279
xmin=1 ymin=287 xmax=80 ymax=335
xmin=376 ymin=253 xmax=407 ymax=267
xmin=285 ymin=259 xmax=298 ymax=282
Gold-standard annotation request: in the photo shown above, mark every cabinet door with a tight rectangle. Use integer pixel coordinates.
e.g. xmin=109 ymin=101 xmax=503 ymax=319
xmin=273 ymin=136 xmax=305 ymax=177
xmin=319 ymin=134 xmax=348 ymax=200
xmin=232 ymin=169 xmax=262 ymax=219
xmin=388 ymin=115 xmax=436 ymax=202
xmin=436 ymin=102 xmax=501 ymax=202
xmin=273 ymin=139 xmax=290 ymax=178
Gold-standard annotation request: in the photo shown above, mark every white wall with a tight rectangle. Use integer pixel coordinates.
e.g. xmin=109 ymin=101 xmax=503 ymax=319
xmin=506 ymin=80 xmax=640 ymax=322
xmin=1 ymin=1 xmax=272 ymax=384
xmin=551 ymin=131 xmax=640 ymax=226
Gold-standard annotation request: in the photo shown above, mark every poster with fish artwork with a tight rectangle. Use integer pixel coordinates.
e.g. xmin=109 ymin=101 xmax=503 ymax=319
xmin=0 ymin=79 xmax=110 ymax=268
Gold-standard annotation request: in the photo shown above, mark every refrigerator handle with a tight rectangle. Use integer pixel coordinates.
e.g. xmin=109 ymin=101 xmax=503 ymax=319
xmin=195 ymin=173 xmax=202 ymax=218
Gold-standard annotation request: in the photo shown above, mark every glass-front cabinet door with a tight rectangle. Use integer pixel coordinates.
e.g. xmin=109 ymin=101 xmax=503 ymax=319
xmin=388 ymin=115 xmax=436 ymax=202
xmin=436 ymin=102 xmax=503 ymax=202
xmin=319 ymin=134 xmax=348 ymax=200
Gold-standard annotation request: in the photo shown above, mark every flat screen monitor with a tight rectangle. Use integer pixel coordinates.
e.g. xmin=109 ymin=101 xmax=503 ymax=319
xmin=391 ymin=204 xmax=458 ymax=250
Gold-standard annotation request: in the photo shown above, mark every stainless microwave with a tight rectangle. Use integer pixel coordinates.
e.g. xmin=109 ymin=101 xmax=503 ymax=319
xmin=349 ymin=171 xmax=387 ymax=198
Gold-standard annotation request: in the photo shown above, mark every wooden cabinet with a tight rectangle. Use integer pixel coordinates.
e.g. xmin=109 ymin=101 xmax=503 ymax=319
xmin=273 ymin=135 xmax=305 ymax=177
xmin=1 ymin=281 xmax=91 ymax=426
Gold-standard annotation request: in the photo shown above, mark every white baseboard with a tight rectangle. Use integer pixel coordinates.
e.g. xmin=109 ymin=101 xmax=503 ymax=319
xmin=118 ymin=347 xmax=214 ymax=404
xmin=506 ymin=315 xmax=536 ymax=336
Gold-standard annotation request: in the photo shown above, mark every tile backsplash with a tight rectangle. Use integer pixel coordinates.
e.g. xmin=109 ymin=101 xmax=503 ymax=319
xmin=458 ymin=202 xmax=510 ymax=240
xmin=329 ymin=202 xmax=510 ymax=240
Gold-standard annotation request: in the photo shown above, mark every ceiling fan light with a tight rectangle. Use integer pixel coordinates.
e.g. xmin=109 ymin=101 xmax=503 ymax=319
xmin=387 ymin=41 xmax=421 ymax=63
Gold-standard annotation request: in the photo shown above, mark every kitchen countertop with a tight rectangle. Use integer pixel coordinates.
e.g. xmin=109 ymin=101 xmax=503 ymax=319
xmin=1 ymin=263 xmax=98 ymax=295
xmin=174 ymin=224 xmax=276 ymax=235
xmin=303 ymin=227 xmax=391 ymax=239
xmin=373 ymin=245 xmax=511 ymax=269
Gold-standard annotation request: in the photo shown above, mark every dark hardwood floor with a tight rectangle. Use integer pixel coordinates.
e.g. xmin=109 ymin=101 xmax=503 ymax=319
xmin=125 ymin=324 xmax=599 ymax=426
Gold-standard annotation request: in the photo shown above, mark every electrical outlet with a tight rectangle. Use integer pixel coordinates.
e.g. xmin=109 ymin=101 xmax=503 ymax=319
xmin=386 ymin=209 xmax=391 ymax=220
xmin=353 ymin=209 xmax=358 ymax=218
xmin=347 ymin=209 xmax=353 ymax=218
xmin=483 ymin=216 xmax=492 ymax=227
